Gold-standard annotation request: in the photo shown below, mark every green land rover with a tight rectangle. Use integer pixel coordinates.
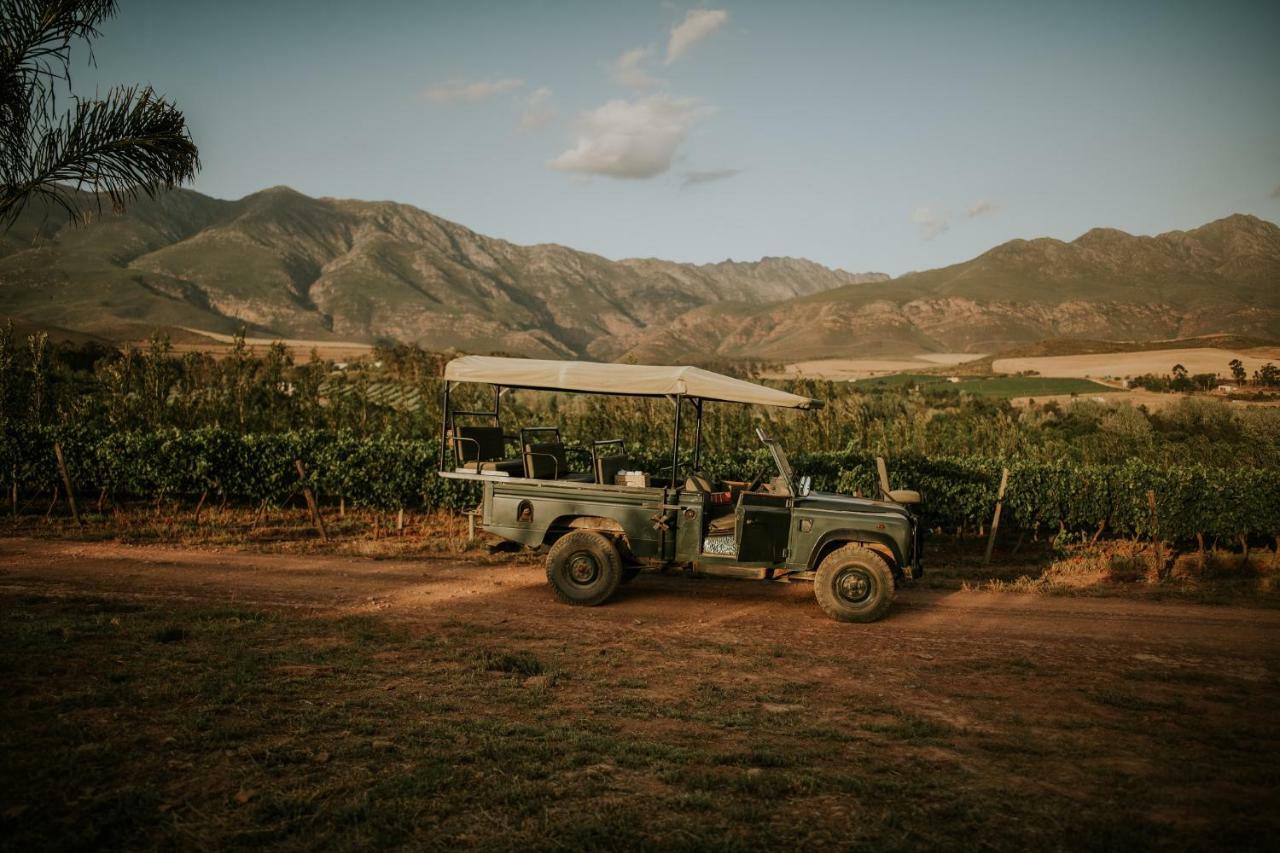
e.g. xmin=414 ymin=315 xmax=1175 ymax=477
xmin=438 ymin=356 xmax=922 ymax=622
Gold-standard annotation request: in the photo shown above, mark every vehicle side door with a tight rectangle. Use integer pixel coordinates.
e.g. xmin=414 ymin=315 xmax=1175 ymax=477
xmin=735 ymin=492 xmax=791 ymax=564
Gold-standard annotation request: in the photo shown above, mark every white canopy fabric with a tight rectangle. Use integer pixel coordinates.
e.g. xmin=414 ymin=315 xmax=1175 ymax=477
xmin=444 ymin=356 xmax=820 ymax=409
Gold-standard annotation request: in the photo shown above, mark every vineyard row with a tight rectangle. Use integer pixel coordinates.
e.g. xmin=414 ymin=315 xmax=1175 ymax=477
xmin=4 ymin=426 xmax=1278 ymax=544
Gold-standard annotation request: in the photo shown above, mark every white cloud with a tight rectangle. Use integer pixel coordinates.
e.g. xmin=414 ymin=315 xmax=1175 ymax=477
xmin=549 ymin=96 xmax=706 ymax=179
xmin=911 ymin=206 xmax=950 ymax=240
xmin=1271 ymin=184 xmax=1280 ymax=198
xmin=422 ymin=77 xmax=524 ymax=105
xmin=682 ymin=168 xmax=742 ymax=188
xmin=966 ymin=199 xmax=1000 ymax=218
xmin=610 ymin=47 xmax=658 ymax=90
xmin=665 ymin=9 xmax=729 ymax=64
xmin=518 ymin=87 xmax=556 ymax=131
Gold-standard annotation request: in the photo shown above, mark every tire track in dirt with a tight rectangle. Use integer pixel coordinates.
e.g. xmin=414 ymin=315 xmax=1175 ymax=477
xmin=1 ymin=538 xmax=1277 ymax=665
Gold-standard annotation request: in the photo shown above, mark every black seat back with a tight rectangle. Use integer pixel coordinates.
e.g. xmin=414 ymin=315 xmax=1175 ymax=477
xmin=592 ymin=439 xmax=627 ymax=485
xmin=523 ymin=441 xmax=569 ymax=479
xmin=451 ymin=426 xmax=508 ymax=466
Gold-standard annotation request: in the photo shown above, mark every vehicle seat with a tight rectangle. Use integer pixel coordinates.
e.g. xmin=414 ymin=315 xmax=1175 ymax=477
xmin=593 ymin=439 xmax=628 ymax=485
xmin=685 ymin=473 xmax=713 ymax=493
xmin=523 ymin=441 xmax=593 ymax=482
xmin=706 ymin=514 xmax=736 ymax=536
xmin=450 ymin=426 xmax=522 ymax=474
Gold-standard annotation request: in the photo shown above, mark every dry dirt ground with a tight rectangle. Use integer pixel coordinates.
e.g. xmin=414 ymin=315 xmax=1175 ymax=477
xmin=164 ymin=328 xmax=377 ymax=362
xmin=770 ymin=354 xmax=986 ymax=380
xmin=1007 ymin=387 xmax=1280 ymax=411
xmin=2 ymin=538 xmax=1278 ymax=850
xmin=992 ymin=347 xmax=1280 ymax=380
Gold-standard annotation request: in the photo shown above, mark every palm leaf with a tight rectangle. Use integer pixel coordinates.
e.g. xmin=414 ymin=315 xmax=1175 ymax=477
xmin=1 ymin=83 xmax=199 ymax=223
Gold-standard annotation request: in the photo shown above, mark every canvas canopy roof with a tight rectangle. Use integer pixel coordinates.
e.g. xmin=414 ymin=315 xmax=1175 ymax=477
xmin=444 ymin=356 xmax=821 ymax=410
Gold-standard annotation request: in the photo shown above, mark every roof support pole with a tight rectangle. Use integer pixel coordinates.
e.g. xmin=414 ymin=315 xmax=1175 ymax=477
xmin=439 ymin=381 xmax=452 ymax=471
xmin=670 ymin=394 xmax=683 ymax=488
xmin=692 ymin=398 xmax=704 ymax=472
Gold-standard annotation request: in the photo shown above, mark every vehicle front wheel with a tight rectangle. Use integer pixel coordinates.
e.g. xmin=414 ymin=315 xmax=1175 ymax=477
xmin=545 ymin=530 xmax=624 ymax=606
xmin=814 ymin=545 xmax=895 ymax=623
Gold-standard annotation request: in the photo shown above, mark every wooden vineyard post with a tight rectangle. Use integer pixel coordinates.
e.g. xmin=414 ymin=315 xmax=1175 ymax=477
xmin=294 ymin=460 xmax=329 ymax=543
xmin=984 ymin=467 xmax=1009 ymax=565
xmin=53 ymin=443 xmax=81 ymax=528
xmin=1147 ymin=490 xmax=1162 ymax=577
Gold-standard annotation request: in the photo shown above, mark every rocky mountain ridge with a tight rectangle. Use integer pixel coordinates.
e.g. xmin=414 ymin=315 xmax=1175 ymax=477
xmin=1 ymin=187 xmax=1275 ymax=360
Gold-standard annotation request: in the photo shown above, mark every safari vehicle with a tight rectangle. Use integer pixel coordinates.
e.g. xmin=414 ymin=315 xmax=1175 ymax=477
xmin=438 ymin=356 xmax=923 ymax=622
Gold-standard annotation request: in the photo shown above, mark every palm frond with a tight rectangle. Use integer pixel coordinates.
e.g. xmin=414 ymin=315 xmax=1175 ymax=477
xmin=0 ymin=0 xmax=117 ymax=86
xmin=0 ymin=83 xmax=200 ymax=223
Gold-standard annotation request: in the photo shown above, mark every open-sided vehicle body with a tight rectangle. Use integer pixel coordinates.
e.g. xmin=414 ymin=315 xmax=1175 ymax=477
xmin=438 ymin=356 xmax=923 ymax=622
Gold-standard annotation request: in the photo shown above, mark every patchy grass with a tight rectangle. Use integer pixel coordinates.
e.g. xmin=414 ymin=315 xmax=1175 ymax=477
xmin=1 ymin=594 xmax=1277 ymax=850
xmin=935 ymin=539 xmax=1280 ymax=606
xmin=2 ymin=504 xmax=534 ymax=565
xmin=851 ymin=373 xmax=1112 ymax=397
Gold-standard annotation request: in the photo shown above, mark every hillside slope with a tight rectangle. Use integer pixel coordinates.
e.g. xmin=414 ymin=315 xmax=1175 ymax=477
xmin=616 ymin=214 xmax=1280 ymax=360
xmin=1 ymin=189 xmax=1275 ymax=360
xmin=0 ymin=187 xmax=881 ymax=357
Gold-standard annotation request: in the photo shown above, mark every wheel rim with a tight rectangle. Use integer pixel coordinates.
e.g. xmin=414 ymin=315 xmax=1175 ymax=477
xmin=835 ymin=567 xmax=873 ymax=605
xmin=565 ymin=550 xmax=601 ymax=587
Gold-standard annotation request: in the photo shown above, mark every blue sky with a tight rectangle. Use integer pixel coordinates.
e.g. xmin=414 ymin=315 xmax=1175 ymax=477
xmin=81 ymin=0 xmax=1280 ymax=275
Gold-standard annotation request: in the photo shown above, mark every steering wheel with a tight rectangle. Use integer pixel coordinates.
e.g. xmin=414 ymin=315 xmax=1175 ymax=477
xmin=745 ymin=469 xmax=768 ymax=492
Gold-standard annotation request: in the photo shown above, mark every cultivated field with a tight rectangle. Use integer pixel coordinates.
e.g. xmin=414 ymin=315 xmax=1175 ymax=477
xmin=773 ymin=354 xmax=985 ymax=380
xmin=992 ymin=347 xmax=1280 ymax=380
xmin=852 ymin=373 xmax=1114 ymax=397
xmin=1009 ymin=388 xmax=1280 ymax=411
xmin=1 ymin=536 xmax=1277 ymax=850
xmin=165 ymin=328 xmax=377 ymax=362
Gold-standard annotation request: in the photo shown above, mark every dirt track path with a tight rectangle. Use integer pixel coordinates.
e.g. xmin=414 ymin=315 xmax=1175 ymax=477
xmin=2 ymin=538 xmax=1276 ymax=666
xmin=4 ymin=537 xmax=1279 ymax=850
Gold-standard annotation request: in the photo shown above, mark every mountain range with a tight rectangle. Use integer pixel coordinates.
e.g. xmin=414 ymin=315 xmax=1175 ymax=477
xmin=1 ymin=186 xmax=1276 ymax=361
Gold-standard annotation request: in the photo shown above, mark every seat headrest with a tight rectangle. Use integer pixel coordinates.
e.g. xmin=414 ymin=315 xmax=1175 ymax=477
xmin=685 ymin=474 xmax=713 ymax=494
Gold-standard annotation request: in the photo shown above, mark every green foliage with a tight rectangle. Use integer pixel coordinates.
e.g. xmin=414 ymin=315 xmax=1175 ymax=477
xmin=0 ymin=330 xmax=1277 ymax=540
xmin=3 ymin=421 xmax=1277 ymax=541
xmin=852 ymin=373 xmax=1112 ymax=397
xmin=1 ymin=1 xmax=200 ymax=226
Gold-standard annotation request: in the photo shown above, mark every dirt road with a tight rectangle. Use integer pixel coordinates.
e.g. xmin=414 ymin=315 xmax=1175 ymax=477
xmin=3 ymin=537 xmax=1278 ymax=849
xmin=2 ymin=538 xmax=1275 ymax=662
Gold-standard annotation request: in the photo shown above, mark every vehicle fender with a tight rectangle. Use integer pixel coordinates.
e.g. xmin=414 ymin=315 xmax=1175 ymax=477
xmin=807 ymin=529 xmax=904 ymax=573
xmin=543 ymin=514 xmax=635 ymax=548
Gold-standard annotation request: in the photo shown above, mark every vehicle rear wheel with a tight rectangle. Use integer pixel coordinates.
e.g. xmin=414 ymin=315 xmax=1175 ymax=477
xmin=814 ymin=545 xmax=895 ymax=623
xmin=545 ymin=530 xmax=623 ymax=606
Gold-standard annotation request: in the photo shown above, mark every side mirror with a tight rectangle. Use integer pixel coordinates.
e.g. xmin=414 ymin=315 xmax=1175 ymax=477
xmin=799 ymin=475 xmax=812 ymax=497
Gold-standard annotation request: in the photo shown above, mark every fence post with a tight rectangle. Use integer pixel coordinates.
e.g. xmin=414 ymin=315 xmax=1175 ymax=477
xmin=1147 ymin=490 xmax=1162 ymax=576
xmin=53 ymin=443 xmax=81 ymax=528
xmin=294 ymin=459 xmax=329 ymax=543
xmin=984 ymin=467 xmax=1009 ymax=565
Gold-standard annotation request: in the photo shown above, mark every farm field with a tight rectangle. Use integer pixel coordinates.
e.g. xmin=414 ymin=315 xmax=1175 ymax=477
xmin=851 ymin=373 xmax=1114 ymax=397
xmin=0 ymin=537 xmax=1277 ymax=850
xmin=773 ymin=353 xmax=986 ymax=380
xmin=1008 ymin=388 xmax=1280 ymax=411
xmin=165 ymin=328 xmax=377 ymax=362
xmin=992 ymin=347 xmax=1280 ymax=380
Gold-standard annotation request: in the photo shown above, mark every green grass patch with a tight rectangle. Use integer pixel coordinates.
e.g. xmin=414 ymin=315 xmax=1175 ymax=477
xmin=852 ymin=372 xmax=1113 ymax=397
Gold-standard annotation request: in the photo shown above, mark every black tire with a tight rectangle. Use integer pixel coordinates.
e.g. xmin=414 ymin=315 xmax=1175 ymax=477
xmin=814 ymin=545 xmax=895 ymax=623
xmin=545 ymin=530 xmax=623 ymax=606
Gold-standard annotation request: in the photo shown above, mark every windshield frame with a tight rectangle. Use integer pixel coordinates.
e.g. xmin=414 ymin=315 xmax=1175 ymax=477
xmin=754 ymin=426 xmax=796 ymax=495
